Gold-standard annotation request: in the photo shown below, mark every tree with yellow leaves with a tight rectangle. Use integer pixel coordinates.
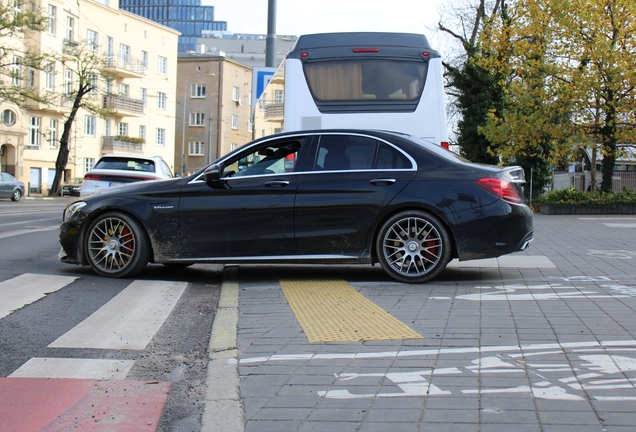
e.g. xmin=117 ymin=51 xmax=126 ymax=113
xmin=479 ymin=0 xmax=636 ymax=193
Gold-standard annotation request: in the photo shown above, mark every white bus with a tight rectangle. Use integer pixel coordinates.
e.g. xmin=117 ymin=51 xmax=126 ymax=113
xmin=253 ymin=32 xmax=449 ymax=148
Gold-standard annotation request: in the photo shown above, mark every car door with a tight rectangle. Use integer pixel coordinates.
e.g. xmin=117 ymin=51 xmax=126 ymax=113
xmin=0 ymin=173 xmax=9 ymax=198
xmin=178 ymin=135 xmax=312 ymax=258
xmin=294 ymin=133 xmax=417 ymax=253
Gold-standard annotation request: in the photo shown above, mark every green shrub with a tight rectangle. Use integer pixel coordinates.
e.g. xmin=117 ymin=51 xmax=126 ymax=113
xmin=538 ymin=187 xmax=636 ymax=207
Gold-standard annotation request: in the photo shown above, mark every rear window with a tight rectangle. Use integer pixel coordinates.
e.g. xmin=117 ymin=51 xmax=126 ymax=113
xmin=303 ymin=59 xmax=427 ymax=102
xmin=94 ymin=157 xmax=155 ymax=172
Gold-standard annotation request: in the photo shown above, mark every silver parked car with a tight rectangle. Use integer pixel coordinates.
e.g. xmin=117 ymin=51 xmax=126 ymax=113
xmin=0 ymin=172 xmax=25 ymax=201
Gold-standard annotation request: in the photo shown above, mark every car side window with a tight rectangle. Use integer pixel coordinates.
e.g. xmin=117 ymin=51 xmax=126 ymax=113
xmin=222 ymin=140 xmax=302 ymax=178
xmin=159 ymin=160 xmax=173 ymax=177
xmin=376 ymin=143 xmax=413 ymax=169
xmin=314 ymin=135 xmax=377 ymax=171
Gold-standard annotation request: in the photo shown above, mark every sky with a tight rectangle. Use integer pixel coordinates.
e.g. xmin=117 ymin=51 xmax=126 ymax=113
xmin=204 ymin=0 xmax=444 ymax=43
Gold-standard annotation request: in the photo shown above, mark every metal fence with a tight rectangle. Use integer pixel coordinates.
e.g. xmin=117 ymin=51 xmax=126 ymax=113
xmin=552 ymin=171 xmax=636 ymax=192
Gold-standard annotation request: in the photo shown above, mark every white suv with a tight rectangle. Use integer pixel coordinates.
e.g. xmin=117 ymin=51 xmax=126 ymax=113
xmin=81 ymin=154 xmax=173 ymax=196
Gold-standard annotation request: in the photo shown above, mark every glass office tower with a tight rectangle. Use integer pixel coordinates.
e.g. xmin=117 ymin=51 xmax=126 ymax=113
xmin=119 ymin=0 xmax=227 ymax=51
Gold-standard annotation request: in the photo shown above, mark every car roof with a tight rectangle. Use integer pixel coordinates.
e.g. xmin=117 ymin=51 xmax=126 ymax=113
xmin=98 ymin=153 xmax=165 ymax=161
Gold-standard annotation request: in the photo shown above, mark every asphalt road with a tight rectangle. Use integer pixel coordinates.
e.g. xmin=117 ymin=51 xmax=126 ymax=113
xmin=0 ymin=198 xmax=222 ymax=431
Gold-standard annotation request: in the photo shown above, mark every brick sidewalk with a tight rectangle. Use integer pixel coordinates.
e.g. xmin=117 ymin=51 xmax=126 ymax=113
xmin=233 ymin=214 xmax=636 ymax=431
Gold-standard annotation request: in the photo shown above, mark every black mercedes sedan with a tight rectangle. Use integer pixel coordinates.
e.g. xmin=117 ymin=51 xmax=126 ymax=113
xmin=59 ymin=130 xmax=534 ymax=283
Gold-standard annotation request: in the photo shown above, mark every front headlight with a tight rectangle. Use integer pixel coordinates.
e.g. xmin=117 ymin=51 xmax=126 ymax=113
xmin=64 ymin=201 xmax=87 ymax=221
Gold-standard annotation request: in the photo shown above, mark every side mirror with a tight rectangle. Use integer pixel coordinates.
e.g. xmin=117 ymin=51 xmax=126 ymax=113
xmin=204 ymin=164 xmax=222 ymax=183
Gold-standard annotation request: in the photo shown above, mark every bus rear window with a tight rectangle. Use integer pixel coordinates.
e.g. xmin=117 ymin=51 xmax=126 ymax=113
xmin=303 ymin=59 xmax=427 ymax=102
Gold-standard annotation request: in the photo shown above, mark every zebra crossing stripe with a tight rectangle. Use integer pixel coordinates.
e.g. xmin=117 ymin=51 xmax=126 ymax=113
xmin=49 ymin=280 xmax=187 ymax=350
xmin=0 ymin=273 xmax=78 ymax=319
xmin=9 ymin=358 xmax=135 ymax=380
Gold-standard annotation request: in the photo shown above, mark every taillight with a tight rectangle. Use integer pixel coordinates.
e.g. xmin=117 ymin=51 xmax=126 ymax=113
xmin=83 ymin=173 xmax=100 ymax=181
xmin=476 ymin=178 xmax=523 ymax=204
xmin=441 ymin=141 xmax=449 ymax=149
xmin=353 ymin=48 xmax=380 ymax=53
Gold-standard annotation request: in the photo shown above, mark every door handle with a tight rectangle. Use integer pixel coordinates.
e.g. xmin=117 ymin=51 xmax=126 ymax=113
xmin=370 ymin=178 xmax=396 ymax=186
xmin=265 ymin=180 xmax=290 ymax=188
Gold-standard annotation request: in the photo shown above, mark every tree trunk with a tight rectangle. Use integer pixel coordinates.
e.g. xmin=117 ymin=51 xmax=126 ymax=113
xmin=48 ymin=89 xmax=86 ymax=197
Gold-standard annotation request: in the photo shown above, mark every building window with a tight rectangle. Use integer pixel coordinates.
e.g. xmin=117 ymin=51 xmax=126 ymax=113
xmin=188 ymin=141 xmax=204 ymax=156
xmin=156 ymin=128 xmax=165 ymax=146
xmin=141 ymin=51 xmax=148 ymax=70
xmin=49 ymin=119 xmax=57 ymax=148
xmin=87 ymin=29 xmax=98 ymax=51
xmin=232 ymin=86 xmax=239 ymax=102
xmin=248 ymin=119 xmax=253 ymax=133
xmin=45 ymin=62 xmax=55 ymax=90
xmin=158 ymin=56 xmax=167 ymax=74
xmin=118 ymin=83 xmax=129 ymax=97
xmin=231 ymin=114 xmax=238 ymax=129
xmin=119 ymin=44 xmax=130 ymax=64
xmin=104 ymin=119 xmax=111 ymax=136
xmin=11 ymin=56 xmax=20 ymax=86
xmin=29 ymin=116 xmax=41 ymax=147
xmin=139 ymin=125 xmax=146 ymax=139
xmin=157 ymin=92 xmax=167 ymax=110
xmin=64 ymin=68 xmax=72 ymax=95
xmin=189 ymin=112 xmax=205 ymax=126
xmin=1 ymin=109 xmax=16 ymax=126
xmin=28 ymin=68 xmax=34 ymax=87
xmin=140 ymin=88 xmax=147 ymax=106
xmin=118 ymin=122 xmax=128 ymax=135
xmin=88 ymin=73 xmax=98 ymax=94
xmin=85 ymin=115 xmax=96 ymax=136
xmin=191 ymin=83 xmax=206 ymax=98
xmin=47 ymin=5 xmax=56 ymax=34
xmin=274 ymin=89 xmax=283 ymax=103
xmin=231 ymin=143 xmax=238 ymax=151
xmin=84 ymin=157 xmax=95 ymax=174
xmin=65 ymin=16 xmax=74 ymax=41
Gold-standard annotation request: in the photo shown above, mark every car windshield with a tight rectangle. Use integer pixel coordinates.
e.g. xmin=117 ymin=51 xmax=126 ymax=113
xmin=94 ymin=157 xmax=155 ymax=172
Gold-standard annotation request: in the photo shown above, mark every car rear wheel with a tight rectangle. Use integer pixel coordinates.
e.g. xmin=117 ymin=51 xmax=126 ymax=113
xmin=11 ymin=189 xmax=21 ymax=201
xmin=376 ymin=210 xmax=451 ymax=284
xmin=85 ymin=212 xmax=151 ymax=278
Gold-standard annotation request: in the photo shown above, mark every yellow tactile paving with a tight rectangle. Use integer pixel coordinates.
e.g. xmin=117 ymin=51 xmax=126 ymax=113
xmin=280 ymin=278 xmax=423 ymax=343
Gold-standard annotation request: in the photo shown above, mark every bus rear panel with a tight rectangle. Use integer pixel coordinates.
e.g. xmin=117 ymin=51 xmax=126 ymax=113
xmin=253 ymin=32 xmax=448 ymax=147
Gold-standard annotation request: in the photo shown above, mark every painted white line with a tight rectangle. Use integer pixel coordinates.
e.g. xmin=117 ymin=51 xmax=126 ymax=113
xmin=9 ymin=357 xmax=134 ymax=380
xmin=239 ymin=340 xmax=636 ymax=364
xmin=604 ymin=223 xmax=636 ymax=228
xmin=579 ymin=217 xmax=636 ymax=220
xmin=0 ymin=226 xmax=59 ymax=239
xmin=447 ymin=255 xmax=556 ymax=268
xmin=0 ymin=273 xmax=78 ymax=319
xmin=49 ymin=280 xmax=187 ymax=350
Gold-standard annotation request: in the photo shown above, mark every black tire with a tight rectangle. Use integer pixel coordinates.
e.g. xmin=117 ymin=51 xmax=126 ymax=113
xmin=11 ymin=189 xmax=21 ymax=202
xmin=85 ymin=212 xmax=151 ymax=278
xmin=376 ymin=210 xmax=451 ymax=284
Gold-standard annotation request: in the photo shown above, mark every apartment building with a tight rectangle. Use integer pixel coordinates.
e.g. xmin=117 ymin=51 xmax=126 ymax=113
xmin=176 ymin=53 xmax=252 ymax=175
xmin=0 ymin=0 xmax=179 ymax=195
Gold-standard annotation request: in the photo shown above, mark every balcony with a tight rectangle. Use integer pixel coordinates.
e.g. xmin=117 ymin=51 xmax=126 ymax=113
xmin=62 ymin=39 xmax=80 ymax=60
xmin=264 ymin=102 xmax=283 ymax=120
xmin=26 ymin=94 xmax=74 ymax=114
xmin=101 ymin=136 xmax=145 ymax=154
xmin=103 ymin=95 xmax=144 ymax=116
xmin=103 ymin=55 xmax=145 ymax=78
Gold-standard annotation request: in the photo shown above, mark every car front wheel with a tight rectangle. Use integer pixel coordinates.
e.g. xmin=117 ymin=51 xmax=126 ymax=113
xmin=11 ymin=189 xmax=21 ymax=201
xmin=85 ymin=212 xmax=151 ymax=278
xmin=376 ymin=210 xmax=451 ymax=284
